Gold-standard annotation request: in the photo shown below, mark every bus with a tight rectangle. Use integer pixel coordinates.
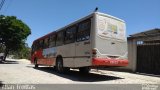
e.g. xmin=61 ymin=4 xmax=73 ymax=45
xmin=31 ymin=12 xmax=128 ymax=73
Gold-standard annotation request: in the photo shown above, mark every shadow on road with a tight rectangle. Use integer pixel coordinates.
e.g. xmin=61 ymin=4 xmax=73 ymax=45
xmin=0 ymin=81 xmax=3 ymax=88
xmin=33 ymin=67 xmax=124 ymax=82
xmin=0 ymin=60 xmax=19 ymax=64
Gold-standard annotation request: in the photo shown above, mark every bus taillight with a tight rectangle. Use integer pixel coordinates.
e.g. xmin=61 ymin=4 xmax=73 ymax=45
xmin=92 ymin=48 xmax=97 ymax=56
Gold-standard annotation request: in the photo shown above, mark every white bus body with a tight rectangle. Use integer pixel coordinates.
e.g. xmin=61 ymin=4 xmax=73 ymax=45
xmin=32 ymin=12 xmax=128 ymax=73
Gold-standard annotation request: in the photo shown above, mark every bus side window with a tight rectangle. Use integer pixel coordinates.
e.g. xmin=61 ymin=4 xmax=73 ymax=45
xmin=35 ymin=41 xmax=38 ymax=50
xmin=56 ymin=31 xmax=64 ymax=46
xmin=44 ymin=38 xmax=49 ymax=48
xmin=49 ymin=34 xmax=56 ymax=47
xmin=77 ymin=19 xmax=91 ymax=42
xmin=31 ymin=44 xmax=35 ymax=55
xmin=64 ymin=26 xmax=76 ymax=44
xmin=39 ymin=40 xmax=44 ymax=49
xmin=32 ymin=41 xmax=38 ymax=52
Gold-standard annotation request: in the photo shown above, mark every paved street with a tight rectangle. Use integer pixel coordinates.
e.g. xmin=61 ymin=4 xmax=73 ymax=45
xmin=0 ymin=59 xmax=160 ymax=84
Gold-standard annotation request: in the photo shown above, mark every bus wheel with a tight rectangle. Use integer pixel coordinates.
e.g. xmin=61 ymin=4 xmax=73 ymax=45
xmin=79 ymin=67 xmax=90 ymax=73
xmin=34 ymin=59 xmax=39 ymax=68
xmin=56 ymin=57 xmax=64 ymax=73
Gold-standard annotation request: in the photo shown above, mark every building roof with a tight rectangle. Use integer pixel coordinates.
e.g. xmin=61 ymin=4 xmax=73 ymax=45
xmin=129 ymin=28 xmax=160 ymax=38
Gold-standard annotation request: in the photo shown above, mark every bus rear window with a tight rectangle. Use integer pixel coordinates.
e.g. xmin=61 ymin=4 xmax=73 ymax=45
xmin=76 ymin=19 xmax=91 ymax=41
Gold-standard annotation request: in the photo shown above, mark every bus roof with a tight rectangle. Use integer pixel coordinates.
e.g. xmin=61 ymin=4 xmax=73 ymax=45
xmin=33 ymin=12 xmax=125 ymax=44
xmin=96 ymin=12 xmax=125 ymax=22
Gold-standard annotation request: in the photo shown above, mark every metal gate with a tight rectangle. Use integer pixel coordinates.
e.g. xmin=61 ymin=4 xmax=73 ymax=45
xmin=136 ymin=40 xmax=160 ymax=75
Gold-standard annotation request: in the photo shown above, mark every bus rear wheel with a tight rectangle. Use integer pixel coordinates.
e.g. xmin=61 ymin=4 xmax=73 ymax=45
xmin=79 ymin=67 xmax=90 ymax=73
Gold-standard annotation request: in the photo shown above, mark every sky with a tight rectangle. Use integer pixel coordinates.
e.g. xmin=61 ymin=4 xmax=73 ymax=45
xmin=0 ymin=0 xmax=160 ymax=47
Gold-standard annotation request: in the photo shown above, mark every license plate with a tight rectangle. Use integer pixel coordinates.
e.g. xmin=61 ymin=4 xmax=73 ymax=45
xmin=110 ymin=61 xmax=118 ymax=64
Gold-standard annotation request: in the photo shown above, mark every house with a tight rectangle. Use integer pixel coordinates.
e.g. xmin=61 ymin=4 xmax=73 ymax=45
xmin=127 ymin=28 xmax=160 ymax=75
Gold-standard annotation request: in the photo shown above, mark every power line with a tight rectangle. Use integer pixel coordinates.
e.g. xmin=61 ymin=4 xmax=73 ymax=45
xmin=3 ymin=0 xmax=12 ymax=13
xmin=0 ymin=0 xmax=6 ymax=11
xmin=0 ymin=0 xmax=5 ymax=10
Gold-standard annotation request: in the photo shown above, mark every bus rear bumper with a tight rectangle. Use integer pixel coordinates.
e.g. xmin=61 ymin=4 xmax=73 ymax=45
xmin=92 ymin=58 xmax=128 ymax=67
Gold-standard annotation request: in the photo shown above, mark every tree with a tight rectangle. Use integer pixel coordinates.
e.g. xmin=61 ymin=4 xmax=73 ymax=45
xmin=0 ymin=43 xmax=5 ymax=52
xmin=0 ymin=15 xmax=31 ymax=61
xmin=11 ymin=43 xmax=31 ymax=59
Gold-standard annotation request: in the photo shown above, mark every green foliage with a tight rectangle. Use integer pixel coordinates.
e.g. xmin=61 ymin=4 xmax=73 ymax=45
xmin=0 ymin=44 xmax=5 ymax=52
xmin=0 ymin=15 xmax=31 ymax=60
xmin=11 ymin=44 xmax=31 ymax=59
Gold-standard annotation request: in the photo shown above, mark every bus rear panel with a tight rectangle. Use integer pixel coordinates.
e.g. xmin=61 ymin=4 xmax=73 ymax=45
xmin=91 ymin=12 xmax=128 ymax=67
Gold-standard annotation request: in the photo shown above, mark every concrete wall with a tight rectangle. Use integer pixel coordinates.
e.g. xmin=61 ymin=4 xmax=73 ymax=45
xmin=126 ymin=38 xmax=137 ymax=72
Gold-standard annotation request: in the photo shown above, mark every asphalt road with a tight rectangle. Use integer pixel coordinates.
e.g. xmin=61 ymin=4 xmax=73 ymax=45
xmin=0 ymin=59 xmax=160 ymax=84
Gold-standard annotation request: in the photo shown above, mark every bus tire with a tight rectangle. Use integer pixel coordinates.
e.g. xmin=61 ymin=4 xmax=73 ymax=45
xmin=34 ymin=58 xmax=39 ymax=68
xmin=56 ymin=57 xmax=64 ymax=73
xmin=56 ymin=57 xmax=70 ymax=73
xmin=79 ymin=67 xmax=90 ymax=73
